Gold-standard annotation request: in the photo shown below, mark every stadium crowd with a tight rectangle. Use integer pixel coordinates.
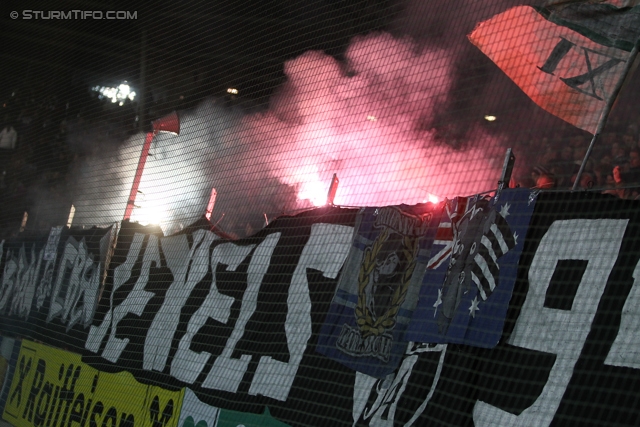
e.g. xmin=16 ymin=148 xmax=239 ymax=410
xmin=515 ymin=121 xmax=640 ymax=198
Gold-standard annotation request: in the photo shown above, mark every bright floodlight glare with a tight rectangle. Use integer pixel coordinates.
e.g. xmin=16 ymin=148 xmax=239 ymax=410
xmin=367 ymin=115 xmax=377 ymax=121
xmin=227 ymin=88 xmax=238 ymax=94
xmin=92 ymin=81 xmax=137 ymax=105
xmin=484 ymin=115 xmax=497 ymax=122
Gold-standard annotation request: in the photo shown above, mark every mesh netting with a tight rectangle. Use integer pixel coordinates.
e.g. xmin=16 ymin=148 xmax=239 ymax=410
xmin=0 ymin=1 xmax=639 ymax=426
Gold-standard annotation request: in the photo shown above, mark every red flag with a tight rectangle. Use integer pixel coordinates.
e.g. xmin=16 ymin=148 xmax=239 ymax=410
xmin=468 ymin=4 xmax=638 ymax=133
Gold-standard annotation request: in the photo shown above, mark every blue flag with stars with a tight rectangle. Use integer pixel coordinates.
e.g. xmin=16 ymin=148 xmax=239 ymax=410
xmin=406 ymin=188 xmax=536 ymax=348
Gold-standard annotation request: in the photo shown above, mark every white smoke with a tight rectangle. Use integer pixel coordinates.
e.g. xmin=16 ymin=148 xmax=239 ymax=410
xmin=70 ymin=32 xmax=506 ymax=237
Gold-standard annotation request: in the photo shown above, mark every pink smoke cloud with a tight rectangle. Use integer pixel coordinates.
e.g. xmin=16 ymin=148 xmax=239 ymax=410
xmin=70 ymin=32 xmax=506 ymax=236
xmin=241 ymin=33 xmax=504 ymax=208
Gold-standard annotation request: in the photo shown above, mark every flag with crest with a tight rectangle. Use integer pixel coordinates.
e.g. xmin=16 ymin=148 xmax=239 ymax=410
xmin=317 ymin=203 xmax=442 ymax=378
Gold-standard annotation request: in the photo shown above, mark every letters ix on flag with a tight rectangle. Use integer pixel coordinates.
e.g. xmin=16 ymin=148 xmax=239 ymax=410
xmin=468 ymin=5 xmax=635 ymax=134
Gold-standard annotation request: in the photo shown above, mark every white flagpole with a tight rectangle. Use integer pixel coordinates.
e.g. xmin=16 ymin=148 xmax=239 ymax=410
xmin=573 ymin=43 xmax=639 ymax=190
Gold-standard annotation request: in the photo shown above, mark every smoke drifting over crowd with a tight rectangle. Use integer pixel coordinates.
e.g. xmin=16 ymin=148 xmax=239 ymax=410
xmin=69 ymin=32 xmax=505 ymax=236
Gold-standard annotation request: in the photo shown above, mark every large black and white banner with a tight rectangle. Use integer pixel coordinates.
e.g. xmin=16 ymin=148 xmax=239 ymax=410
xmin=0 ymin=225 xmax=112 ymax=349
xmin=1 ymin=193 xmax=640 ymax=426
xmin=82 ymin=209 xmax=361 ymax=426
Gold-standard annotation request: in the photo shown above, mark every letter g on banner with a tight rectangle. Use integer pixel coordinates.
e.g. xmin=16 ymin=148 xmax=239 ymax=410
xmin=473 ymin=219 xmax=627 ymax=427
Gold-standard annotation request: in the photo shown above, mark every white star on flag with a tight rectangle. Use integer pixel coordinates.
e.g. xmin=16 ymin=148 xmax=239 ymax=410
xmin=433 ymin=289 xmax=443 ymax=316
xmin=469 ymin=297 xmax=481 ymax=318
xmin=499 ymin=202 xmax=511 ymax=219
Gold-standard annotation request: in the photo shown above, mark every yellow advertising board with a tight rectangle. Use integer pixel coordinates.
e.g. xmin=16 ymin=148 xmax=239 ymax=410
xmin=3 ymin=341 xmax=183 ymax=427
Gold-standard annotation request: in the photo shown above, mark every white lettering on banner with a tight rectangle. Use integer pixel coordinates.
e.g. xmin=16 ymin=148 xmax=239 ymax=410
xmin=353 ymin=372 xmax=378 ymax=425
xmin=0 ymin=244 xmax=42 ymax=318
xmin=193 ymin=235 xmax=275 ymax=390
xmin=605 ymin=258 xmax=640 ymax=369
xmin=102 ymin=235 xmax=160 ymax=362
xmin=173 ymin=239 xmax=259 ymax=384
xmin=473 ymin=219 xmax=628 ymax=427
xmin=35 ymin=258 xmax=55 ymax=310
xmin=0 ymin=238 xmax=60 ymax=320
xmin=0 ymin=245 xmax=16 ymax=314
xmin=352 ymin=343 xmax=447 ymax=427
xmin=47 ymin=237 xmax=102 ymax=331
xmin=35 ymin=260 xmax=57 ymax=310
xmin=0 ymin=242 xmax=15 ymax=314
xmin=36 ymin=231 xmax=63 ymax=311
xmin=11 ymin=246 xmax=40 ymax=318
xmin=248 ymin=223 xmax=354 ymax=401
xmin=144 ymin=229 xmax=219 ymax=371
xmin=86 ymin=233 xmax=145 ymax=354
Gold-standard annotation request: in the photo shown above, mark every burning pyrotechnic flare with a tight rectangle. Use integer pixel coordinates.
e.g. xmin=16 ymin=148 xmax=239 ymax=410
xmin=68 ymin=33 xmax=504 ymax=237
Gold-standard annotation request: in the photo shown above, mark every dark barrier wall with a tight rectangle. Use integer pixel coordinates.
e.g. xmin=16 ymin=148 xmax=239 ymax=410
xmin=1 ymin=191 xmax=640 ymax=426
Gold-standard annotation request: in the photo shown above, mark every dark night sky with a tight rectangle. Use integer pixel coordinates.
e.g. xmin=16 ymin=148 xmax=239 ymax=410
xmin=1 ymin=0 xmax=637 ymax=137
xmin=0 ymin=0 xmax=399 ymax=107
xmin=0 ymin=0 xmax=638 ymax=235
